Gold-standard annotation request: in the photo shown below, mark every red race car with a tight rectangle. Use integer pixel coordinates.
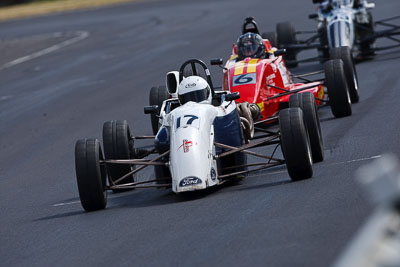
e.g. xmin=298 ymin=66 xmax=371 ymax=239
xmin=212 ymin=17 xmax=355 ymax=122
xmin=211 ymin=17 xmax=357 ymax=163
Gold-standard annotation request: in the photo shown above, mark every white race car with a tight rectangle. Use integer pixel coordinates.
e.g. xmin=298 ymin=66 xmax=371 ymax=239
xmin=74 ymin=59 xmax=318 ymax=212
xmin=275 ymin=0 xmax=400 ymax=66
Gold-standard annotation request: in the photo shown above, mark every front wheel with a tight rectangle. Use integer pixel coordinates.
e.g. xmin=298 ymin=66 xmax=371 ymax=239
xmin=330 ymin=46 xmax=359 ymax=103
xmin=279 ymin=108 xmax=313 ymax=181
xmin=324 ymin=59 xmax=352 ymax=118
xmin=75 ymin=139 xmax=107 ymax=212
xmin=289 ymin=93 xmax=324 ymax=163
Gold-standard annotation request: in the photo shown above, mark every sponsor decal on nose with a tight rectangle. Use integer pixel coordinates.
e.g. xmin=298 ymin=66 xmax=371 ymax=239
xmin=179 ymin=177 xmax=202 ymax=187
xmin=177 ymin=139 xmax=197 ymax=153
xmin=210 ymin=168 xmax=217 ymax=181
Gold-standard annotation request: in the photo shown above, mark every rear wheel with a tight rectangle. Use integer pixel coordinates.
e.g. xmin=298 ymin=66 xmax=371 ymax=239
xmin=317 ymin=24 xmax=329 ymax=63
xmin=289 ymin=93 xmax=324 ymax=162
xmin=103 ymin=120 xmax=135 ymax=192
xmin=276 ymin=22 xmax=298 ymax=68
xmin=261 ymin=32 xmax=277 ymax=48
xmin=75 ymin=139 xmax=107 ymax=212
xmin=279 ymin=108 xmax=313 ymax=181
xmin=330 ymin=46 xmax=359 ymax=103
xmin=324 ymin=59 xmax=352 ymax=118
xmin=149 ymin=86 xmax=168 ymax=135
xmin=358 ymin=12 xmax=376 ymax=57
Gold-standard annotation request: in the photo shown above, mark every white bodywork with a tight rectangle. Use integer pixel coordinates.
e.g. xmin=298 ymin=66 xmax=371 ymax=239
xmin=159 ymin=96 xmax=238 ymax=193
xmin=167 ymin=102 xmax=218 ymax=192
xmin=318 ymin=0 xmax=375 ymax=49
xmin=326 ymin=3 xmax=355 ymax=48
xmin=159 ymin=72 xmax=236 ymax=193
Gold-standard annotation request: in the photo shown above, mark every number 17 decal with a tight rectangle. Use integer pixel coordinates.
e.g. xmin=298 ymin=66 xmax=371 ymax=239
xmin=176 ymin=115 xmax=200 ymax=130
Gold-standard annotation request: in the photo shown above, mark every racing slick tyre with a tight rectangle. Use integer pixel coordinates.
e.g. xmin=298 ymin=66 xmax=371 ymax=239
xmin=75 ymin=139 xmax=107 ymax=212
xmin=102 ymin=120 xmax=135 ymax=192
xmin=154 ymin=163 xmax=171 ymax=186
xmin=317 ymin=25 xmax=329 ymax=63
xmin=289 ymin=93 xmax=324 ymax=163
xmin=261 ymin=32 xmax=277 ymax=48
xmin=357 ymin=12 xmax=376 ymax=57
xmin=330 ymin=46 xmax=359 ymax=103
xmin=276 ymin=22 xmax=298 ymax=68
xmin=149 ymin=86 xmax=168 ymax=135
xmin=324 ymin=59 xmax=352 ymax=118
xmin=279 ymin=108 xmax=313 ymax=181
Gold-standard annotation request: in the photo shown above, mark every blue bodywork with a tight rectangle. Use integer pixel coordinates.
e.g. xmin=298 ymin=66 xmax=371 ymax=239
xmin=214 ymin=108 xmax=247 ymax=175
xmin=154 ymin=126 xmax=169 ymax=153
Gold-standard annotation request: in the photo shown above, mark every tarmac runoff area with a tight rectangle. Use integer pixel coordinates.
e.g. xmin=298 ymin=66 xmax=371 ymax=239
xmin=0 ymin=0 xmax=139 ymax=21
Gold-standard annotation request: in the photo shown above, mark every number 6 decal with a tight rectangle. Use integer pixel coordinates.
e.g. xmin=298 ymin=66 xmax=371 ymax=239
xmin=232 ymin=73 xmax=257 ymax=87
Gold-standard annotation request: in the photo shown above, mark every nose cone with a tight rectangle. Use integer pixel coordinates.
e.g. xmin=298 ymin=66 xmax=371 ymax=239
xmin=230 ymin=78 xmax=259 ymax=104
xmin=228 ymin=58 xmax=262 ymax=103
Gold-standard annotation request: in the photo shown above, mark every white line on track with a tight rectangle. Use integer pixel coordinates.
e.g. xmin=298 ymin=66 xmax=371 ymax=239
xmin=0 ymin=31 xmax=89 ymax=71
xmin=328 ymin=155 xmax=381 ymax=166
xmin=53 ymin=201 xmax=81 ymax=207
xmin=53 ymin=155 xmax=382 ymax=207
xmin=245 ymin=155 xmax=382 ymax=178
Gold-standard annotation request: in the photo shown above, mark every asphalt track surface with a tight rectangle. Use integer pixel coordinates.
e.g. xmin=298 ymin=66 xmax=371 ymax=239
xmin=1 ymin=0 xmax=400 ymax=266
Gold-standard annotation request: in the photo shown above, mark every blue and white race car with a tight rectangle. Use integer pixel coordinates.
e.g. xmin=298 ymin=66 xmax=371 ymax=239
xmin=275 ymin=0 xmax=400 ymax=65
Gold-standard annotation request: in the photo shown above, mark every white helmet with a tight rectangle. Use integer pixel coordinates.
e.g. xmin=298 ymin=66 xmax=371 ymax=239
xmin=178 ymin=76 xmax=211 ymax=105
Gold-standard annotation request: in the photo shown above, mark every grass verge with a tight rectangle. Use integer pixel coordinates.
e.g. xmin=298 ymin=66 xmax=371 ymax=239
xmin=0 ymin=0 xmax=138 ymax=21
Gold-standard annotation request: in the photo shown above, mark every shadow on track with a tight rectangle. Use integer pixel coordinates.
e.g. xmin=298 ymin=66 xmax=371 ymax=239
xmin=232 ymin=179 xmax=292 ymax=193
xmin=33 ymin=210 xmax=84 ymax=221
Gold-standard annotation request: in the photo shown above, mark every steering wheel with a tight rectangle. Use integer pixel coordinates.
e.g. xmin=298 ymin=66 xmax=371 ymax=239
xmin=178 ymin=59 xmax=216 ymax=97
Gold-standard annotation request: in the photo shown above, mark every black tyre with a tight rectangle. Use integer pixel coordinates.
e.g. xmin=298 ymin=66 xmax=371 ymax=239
xmin=330 ymin=46 xmax=359 ymax=103
xmin=279 ymin=108 xmax=313 ymax=181
xmin=358 ymin=12 xmax=376 ymax=57
xmin=261 ymin=32 xmax=277 ymax=48
xmin=103 ymin=120 xmax=135 ymax=192
xmin=324 ymin=59 xmax=352 ymax=118
xmin=276 ymin=22 xmax=298 ymax=68
xmin=317 ymin=25 xmax=329 ymax=63
xmin=149 ymin=86 xmax=168 ymax=135
xmin=154 ymin=164 xmax=171 ymax=185
xmin=75 ymin=139 xmax=107 ymax=212
xmin=289 ymin=93 xmax=324 ymax=163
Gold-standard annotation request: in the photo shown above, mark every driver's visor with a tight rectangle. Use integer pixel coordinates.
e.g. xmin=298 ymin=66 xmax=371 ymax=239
xmin=179 ymin=88 xmax=209 ymax=104
xmin=240 ymin=43 xmax=258 ymax=57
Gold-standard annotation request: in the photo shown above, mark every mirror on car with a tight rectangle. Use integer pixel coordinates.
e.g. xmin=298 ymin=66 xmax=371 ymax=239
xmin=225 ymin=92 xmax=240 ymax=101
xmin=274 ymin=49 xmax=286 ymax=56
xmin=210 ymin=58 xmax=223 ymax=66
xmin=144 ymin=105 xmax=159 ymax=114
xmin=308 ymin=13 xmax=318 ymax=19
xmin=166 ymin=71 xmax=179 ymax=96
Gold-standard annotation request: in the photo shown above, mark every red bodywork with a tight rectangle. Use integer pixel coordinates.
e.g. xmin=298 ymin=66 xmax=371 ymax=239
xmin=224 ymin=40 xmax=324 ymax=122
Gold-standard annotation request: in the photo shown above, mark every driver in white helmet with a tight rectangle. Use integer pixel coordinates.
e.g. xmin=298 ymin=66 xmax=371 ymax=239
xmin=177 ymin=76 xmax=212 ymax=105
